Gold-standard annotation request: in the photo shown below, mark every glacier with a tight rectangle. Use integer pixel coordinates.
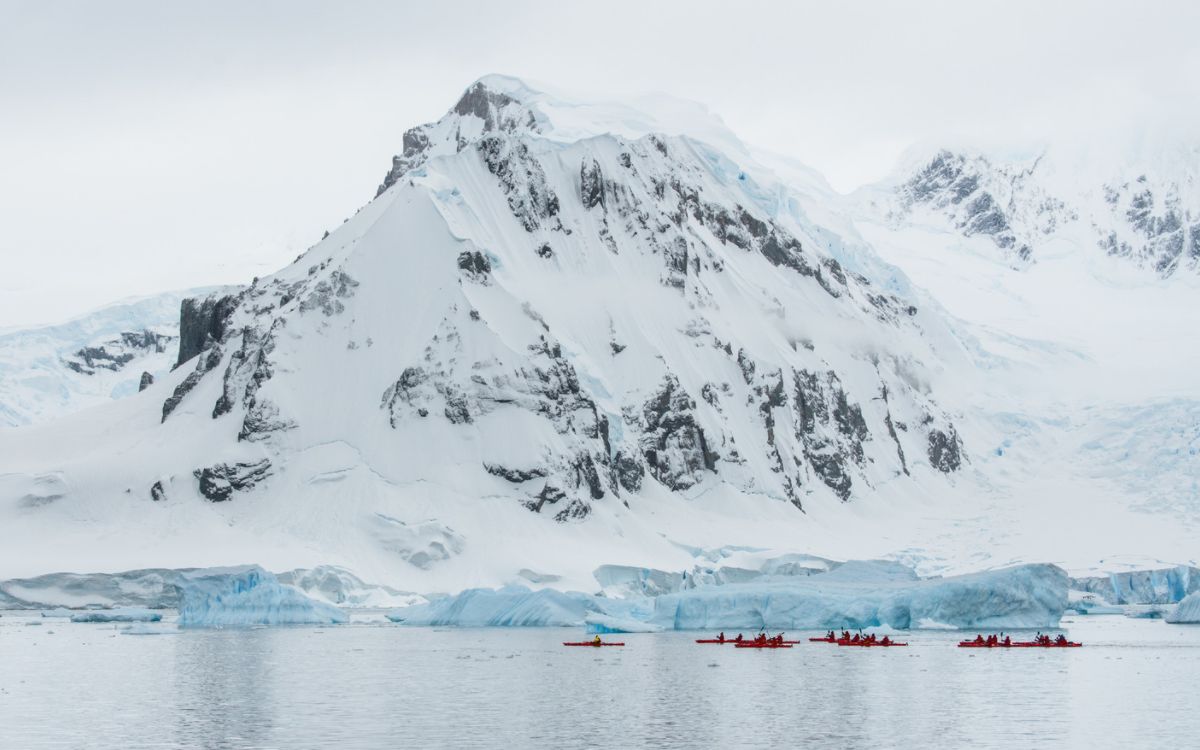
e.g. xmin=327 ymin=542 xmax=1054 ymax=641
xmin=1166 ymin=592 xmax=1200 ymax=624
xmin=1070 ymin=565 xmax=1199 ymax=606
xmin=384 ymin=561 xmax=1065 ymax=630
xmin=650 ymin=562 xmax=1067 ymax=630
xmin=177 ymin=566 xmax=348 ymax=628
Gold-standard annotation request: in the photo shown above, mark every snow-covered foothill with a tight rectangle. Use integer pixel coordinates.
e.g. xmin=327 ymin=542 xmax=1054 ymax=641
xmin=177 ymin=566 xmax=348 ymax=628
xmin=650 ymin=561 xmax=1066 ymax=630
xmin=70 ymin=608 xmax=163 ymax=623
xmin=1165 ymin=592 xmax=1200 ymax=624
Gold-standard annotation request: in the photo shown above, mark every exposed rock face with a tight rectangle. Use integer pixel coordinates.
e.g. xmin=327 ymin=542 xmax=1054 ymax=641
xmin=64 ymin=329 xmax=176 ymax=376
xmin=895 ymin=149 xmax=1198 ymax=276
xmin=176 ymin=293 xmax=240 ymax=368
xmin=639 ymin=375 xmax=716 ymax=491
xmin=477 ymin=135 xmax=562 ymax=232
xmin=897 ymin=150 xmax=1051 ymax=264
xmin=1100 ymin=177 xmax=1200 ymax=275
xmin=138 ymin=371 xmax=155 ymax=391
xmin=162 ymin=345 xmax=224 ymax=421
xmin=927 ymin=427 xmax=964 ymax=472
xmin=793 ymin=370 xmax=870 ymax=500
xmin=150 ymin=480 xmax=166 ymax=502
xmin=193 ymin=460 xmax=271 ymax=502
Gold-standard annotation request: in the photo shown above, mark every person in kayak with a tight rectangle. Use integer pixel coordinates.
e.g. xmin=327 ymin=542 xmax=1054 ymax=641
xmin=974 ymin=634 xmax=985 ymax=644
xmin=718 ymin=632 xmax=725 ymax=643
xmin=735 ymin=633 xmax=743 ymax=643
xmin=841 ymin=631 xmax=851 ymax=641
xmin=880 ymin=636 xmax=892 ymax=646
xmin=1002 ymin=635 xmax=1012 ymax=646
xmin=1055 ymin=634 xmax=1068 ymax=646
xmin=593 ymin=635 xmax=602 ymax=645
xmin=827 ymin=630 xmax=836 ymax=640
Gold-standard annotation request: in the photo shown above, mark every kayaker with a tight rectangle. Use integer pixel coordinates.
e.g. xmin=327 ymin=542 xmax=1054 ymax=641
xmin=735 ymin=633 xmax=743 ymax=643
xmin=880 ymin=636 xmax=892 ymax=646
xmin=718 ymin=631 xmax=725 ymax=643
xmin=1055 ymin=634 xmax=1067 ymax=646
xmin=974 ymin=634 xmax=984 ymax=644
xmin=1003 ymin=635 xmax=1011 ymax=646
xmin=593 ymin=635 xmax=602 ymax=645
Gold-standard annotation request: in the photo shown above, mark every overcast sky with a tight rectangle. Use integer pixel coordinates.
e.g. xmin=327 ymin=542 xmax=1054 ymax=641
xmin=2 ymin=0 xmax=1197 ymax=328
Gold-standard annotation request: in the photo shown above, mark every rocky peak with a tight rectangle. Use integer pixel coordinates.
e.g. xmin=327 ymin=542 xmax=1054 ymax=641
xmin=376 ymin=78 xmax=542 ymax=196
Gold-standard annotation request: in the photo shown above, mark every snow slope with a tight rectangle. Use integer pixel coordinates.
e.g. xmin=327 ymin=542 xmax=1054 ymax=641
xmin=0 ymin=76 xmax=1194 ymax=594
xmin=0 ymin=289 xmax=221 ymax=427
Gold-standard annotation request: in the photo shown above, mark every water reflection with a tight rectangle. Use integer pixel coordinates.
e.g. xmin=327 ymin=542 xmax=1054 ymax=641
xmin=174 ymin=630 xmax=275 ymax=749
xmin=1 ymin=616 xmax=1198 ymax=749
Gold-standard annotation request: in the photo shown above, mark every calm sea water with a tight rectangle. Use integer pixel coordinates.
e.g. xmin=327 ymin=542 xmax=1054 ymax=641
xmin=1 ymin=612 xmax=1198 ymax=749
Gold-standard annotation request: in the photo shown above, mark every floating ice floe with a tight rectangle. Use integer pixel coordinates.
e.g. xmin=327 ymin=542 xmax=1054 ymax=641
xmin=70 ymin=608 xmax=163 ymax=623
xmin=178 ymin=566 xmax=348 ymax=628
xmin=120 ymin=623 xmax=181 ymax=635
xmin=1165 ymin=592 xmax=1200 ymax=624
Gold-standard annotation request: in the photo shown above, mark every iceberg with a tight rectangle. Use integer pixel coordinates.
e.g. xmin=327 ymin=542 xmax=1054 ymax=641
xmin=585 ymin=614 xmax=663 ymax=634
xmin=650 ymin=562 xmax=1067 ymax=630
xmin=387 ymin=585 xmax=606 ymax=627
xmin=1165 ymin=592 xmax=1200 ymax=624
xmin=178 ymin=566 xmax=348 ymax=628
xmin=70 ymin=608 xmax=163 ymax=623
xmin=1070 ymin=566 xmax=1199 ymax=605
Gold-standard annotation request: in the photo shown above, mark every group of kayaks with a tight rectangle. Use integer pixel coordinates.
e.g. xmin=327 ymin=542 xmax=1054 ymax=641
xmin=957 ymin=633 xmax=1082 ymax=648
xmin=566 ymin=630 xmax=1082 ymax=649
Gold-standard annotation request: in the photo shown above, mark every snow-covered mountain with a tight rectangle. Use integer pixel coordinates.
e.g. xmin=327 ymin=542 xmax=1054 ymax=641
xmin=1 ymin=76 xmax=1195 ymax=591
xmin=0 ymin=290 xmax=222 ymax=427
xmin=862 ymin=142 xmax=1200 ymax=275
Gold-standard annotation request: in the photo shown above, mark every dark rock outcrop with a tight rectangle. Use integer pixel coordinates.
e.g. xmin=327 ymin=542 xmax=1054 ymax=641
xmin=640 ymin=374 xmax=717 ymax=491
xmin=138 ymin=371 xmax=155 ymax=391
xmin=176 ymin=293 xmax=239 ymax=368
xmin=193 ymin=460 xmax=271 ymax=502
xmin=927 ymin=427 xmax=963 ymax=472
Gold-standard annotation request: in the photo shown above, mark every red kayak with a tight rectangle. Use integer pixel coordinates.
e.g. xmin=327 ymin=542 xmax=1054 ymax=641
xmin=1012 ymin=641 xmax=1081 ymax=648
xmin=837 ymin=639 xmax=907 ymax=647
xmin=735 ymin=643 xmax=793 ymax=649
xmin=809 ymin=637 xmax=837 ymax=643
xmin=695 ymin=638 xmax=741 ymax=644
xmin=563 ymin=641 xmax=625 ymax=647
